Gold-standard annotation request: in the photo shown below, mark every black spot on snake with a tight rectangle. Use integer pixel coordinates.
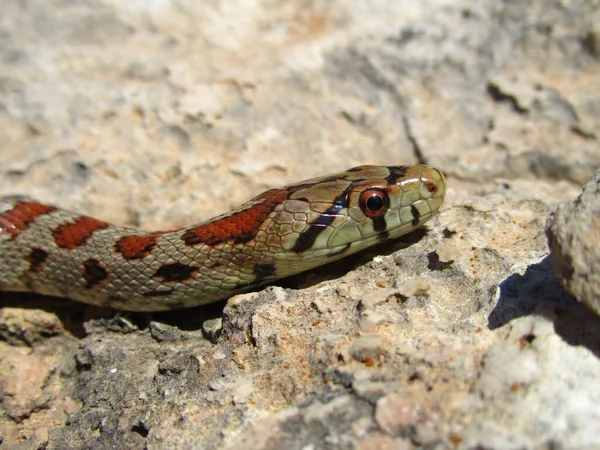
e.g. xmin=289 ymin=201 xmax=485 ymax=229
xmin=82 ymin=258 xmax=109 ymax=288
xmin=253 ymin=263 xmax=276 ymax=281
xmin=26 ymin=247 xmax=49 ymax=273
xmin=410 ymin=205 xmax=421 ymax=227
xmin=153 ymin=263 xmax=197 ymax=283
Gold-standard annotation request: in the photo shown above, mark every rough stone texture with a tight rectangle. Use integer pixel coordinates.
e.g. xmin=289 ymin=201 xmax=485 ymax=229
xmin=0 ymin=0 xmax=599 ymax=449
xmin=547 ymin=170 xmax=600 ymax=316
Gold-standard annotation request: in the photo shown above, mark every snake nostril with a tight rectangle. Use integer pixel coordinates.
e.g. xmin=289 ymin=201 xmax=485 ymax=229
xmin=424 ymin=181 xmax=438 ymax=194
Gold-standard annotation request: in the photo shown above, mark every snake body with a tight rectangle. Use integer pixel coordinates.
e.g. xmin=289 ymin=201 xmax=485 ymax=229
xmin=0 ymin=165 xmax=446 ymax=311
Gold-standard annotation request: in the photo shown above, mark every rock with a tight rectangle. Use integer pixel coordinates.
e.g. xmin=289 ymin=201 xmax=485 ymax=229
xmin=374 ymin=393 xmax=424 ymax=435
xmin=149 ymin=321 xmax=186 ymax=342
xmin=349 ymin=335 xmax=392 ymax=363
xmin=201 ymin=317 xmax=223 ymax=343
xmin=0 ymin=308 xmax=66 ymax=346
xmin=0 ymin=0 xmax=599 ymax=449
xmin=546 ymin=170 xmax=600 ymax=315
xmin=1 ymin=351 xmax=53 ymax=421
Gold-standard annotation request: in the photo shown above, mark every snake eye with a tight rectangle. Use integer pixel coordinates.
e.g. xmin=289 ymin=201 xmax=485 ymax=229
xmin=359 ymin=189 xmax=389 ymax=218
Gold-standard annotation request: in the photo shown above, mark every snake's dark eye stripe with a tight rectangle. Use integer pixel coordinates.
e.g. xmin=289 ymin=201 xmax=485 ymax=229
xmin=359 ymin=189 xmax=389 ymax=218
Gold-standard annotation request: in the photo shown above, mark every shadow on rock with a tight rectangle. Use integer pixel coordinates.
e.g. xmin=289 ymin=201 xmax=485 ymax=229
xmin=0 ymin=290 xmax=226 ymax=335
xmin=489 ymin=255 xmax=600 ymax=357
xmin=281 ymin=227 xmax=427 ymax=288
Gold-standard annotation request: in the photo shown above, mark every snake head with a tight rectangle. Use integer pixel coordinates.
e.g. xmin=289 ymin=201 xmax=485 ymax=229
xmin=272 ymin=165 xmax=446 ymax=261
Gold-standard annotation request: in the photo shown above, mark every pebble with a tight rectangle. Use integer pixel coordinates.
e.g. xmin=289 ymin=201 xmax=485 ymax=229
xmin=546 ymin=170 xmax=600 ymax=316
xmin=349 ymin=335 xmax=392 ymax=362
xmin=396 ymin=278 xmax=431 ymax=297
xmin=202 ymin=318 xmax=223 ymax=343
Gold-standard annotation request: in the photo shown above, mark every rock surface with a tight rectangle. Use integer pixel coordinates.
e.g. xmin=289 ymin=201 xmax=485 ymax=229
xmin=0 ymin=0 xmax=599 ymax=449
xmin=547 ymin=170 xmax=600 ymax=316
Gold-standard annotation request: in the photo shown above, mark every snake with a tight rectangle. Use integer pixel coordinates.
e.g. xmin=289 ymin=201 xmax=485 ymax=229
xmin=0 ymin=165 xmax=446 ymax=311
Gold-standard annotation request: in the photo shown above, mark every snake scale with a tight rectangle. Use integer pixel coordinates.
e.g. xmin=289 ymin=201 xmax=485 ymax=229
xmin=0 ymin=165 xmax=446 ymax=311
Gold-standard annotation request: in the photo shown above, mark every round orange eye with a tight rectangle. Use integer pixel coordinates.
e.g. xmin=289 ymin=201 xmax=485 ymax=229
xmin=359 ymin=189 xmax=389 ymax=218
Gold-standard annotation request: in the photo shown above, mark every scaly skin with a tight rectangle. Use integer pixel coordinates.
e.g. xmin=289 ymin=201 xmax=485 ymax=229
xmin=0 ymin=165 xmax=446 ymax=311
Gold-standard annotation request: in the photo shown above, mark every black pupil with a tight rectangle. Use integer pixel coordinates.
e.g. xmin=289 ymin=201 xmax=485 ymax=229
xmin=366 ymin=194 xmax=384 ymax=211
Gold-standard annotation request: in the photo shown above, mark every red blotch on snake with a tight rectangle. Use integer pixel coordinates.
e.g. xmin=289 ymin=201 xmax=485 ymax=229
xmin=0 ymin=201 xmax=56 ymax=238
xmin=182 ymin=189 xmax=289 ymax=246
xmin=52 ymin=216 xmax=110 ymax=249
xmin=115 ymin=233 xmax=161 ymax=260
